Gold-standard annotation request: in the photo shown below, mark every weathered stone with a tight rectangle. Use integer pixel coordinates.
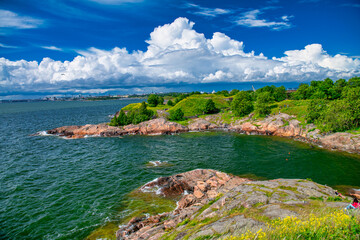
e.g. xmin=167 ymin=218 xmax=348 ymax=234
xmin=263 ymin=205 xmax=298 ymax=219
xmin=194 ymin=186 xmax=205 ymax=199
xmin=41 ymin=112 xmax=360 ymax=154
xmin=115 ymin=169 xmax=347 ymax=240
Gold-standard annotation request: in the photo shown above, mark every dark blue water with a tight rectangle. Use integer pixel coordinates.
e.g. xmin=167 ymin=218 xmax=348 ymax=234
xmin=0 ymin=100 xmax=359 ymax=240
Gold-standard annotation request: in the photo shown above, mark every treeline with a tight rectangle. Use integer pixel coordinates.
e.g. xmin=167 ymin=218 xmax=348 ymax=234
xmin=230 ymin=77 xmax=360 ymax=133
xmin=231 ymin=85 xmax=287 ymax=117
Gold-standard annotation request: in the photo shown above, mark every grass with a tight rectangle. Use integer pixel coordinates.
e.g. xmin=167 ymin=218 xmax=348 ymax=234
xmin=223 ymin=207 xmax=360 ymax=240
xmin=270 ymin=99 xmax=309 ymax=124
xmin=169 ymin=95 xmax=230 ymax=117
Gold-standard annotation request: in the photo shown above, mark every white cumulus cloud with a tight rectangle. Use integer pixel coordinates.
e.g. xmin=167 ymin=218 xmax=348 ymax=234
xmin=0 ymin=17 xmax=359 ymax=95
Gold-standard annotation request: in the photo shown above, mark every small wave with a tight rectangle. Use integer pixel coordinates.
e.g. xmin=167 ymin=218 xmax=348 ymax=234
xmin=84 ymin=134 xmax=100 ymax=138
xmin=37 ymin=131 xmax=52 ymax=136
xmin=147 ymin=160 xmax=168 ymax=167
xmin=140 ymin=178 xmax=163 ymax=195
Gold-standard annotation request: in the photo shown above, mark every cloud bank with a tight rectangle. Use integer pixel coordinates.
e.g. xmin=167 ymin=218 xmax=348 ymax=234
xmin=0 ymin=17 xmax=359 ymax=95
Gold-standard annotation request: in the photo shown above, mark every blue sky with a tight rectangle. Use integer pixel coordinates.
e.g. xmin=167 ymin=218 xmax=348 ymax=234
xmin=0 ymin=0 xmax=359 ymax=99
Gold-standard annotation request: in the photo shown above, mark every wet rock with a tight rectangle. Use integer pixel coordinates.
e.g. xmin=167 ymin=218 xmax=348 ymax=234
xmin=41 ymin=112 xmax=360 ymax=154
xmin=116 ymin=170 xmax=348 ymax=240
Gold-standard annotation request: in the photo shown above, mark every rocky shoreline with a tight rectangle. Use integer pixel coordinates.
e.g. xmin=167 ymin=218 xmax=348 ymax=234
xmin=38 ymin=113 xmax=360 ymax=154
xmin=112 ymin=169 xmax=355 ymax=240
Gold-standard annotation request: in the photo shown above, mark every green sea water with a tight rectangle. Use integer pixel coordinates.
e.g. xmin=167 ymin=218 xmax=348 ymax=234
xmin=0 ymin=100 xmax=359 ymax=240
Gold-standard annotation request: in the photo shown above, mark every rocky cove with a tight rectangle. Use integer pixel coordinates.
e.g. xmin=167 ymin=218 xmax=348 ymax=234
xmin=41 ymin=113 xmax=360 ymax=154
xmin=90 ymin=169 xmax=359 ymax=240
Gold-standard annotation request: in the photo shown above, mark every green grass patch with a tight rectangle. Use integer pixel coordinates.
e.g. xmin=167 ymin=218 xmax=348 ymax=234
xmin=270 ymin=99 xmax=309 ymax=123
xmin=121 ymin=102 xmax=141 ymax=111
xmin=279 ymin=185 xmax=298 ymax=192
xmin=309 ymin=196 xmax=324 ymax=201
xmin=326 ymin=196 xmax=344 ymax=202
xmin=169 ymin=95 xmax=230 ymax=117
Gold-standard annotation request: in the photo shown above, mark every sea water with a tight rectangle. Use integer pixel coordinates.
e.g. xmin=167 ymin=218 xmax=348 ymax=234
xmin=0 ymin=99 xmax=359 ymax=240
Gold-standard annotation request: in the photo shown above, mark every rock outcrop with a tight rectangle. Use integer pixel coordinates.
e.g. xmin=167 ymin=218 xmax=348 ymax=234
xmin=39 ymin=113 xmax=360 ymax=154
xmin=43 ymin=118 xmax=188 ymax=139
xmin=115 ymin=169 xmax=350 ymax=240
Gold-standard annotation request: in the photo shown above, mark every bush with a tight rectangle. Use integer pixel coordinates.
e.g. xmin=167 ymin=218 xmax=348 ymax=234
xmin=255 ymin=92 xmax=273 ymax=116
xmin=169 ymin=108 xmax=185 ymax=121
xmin=167 ymin=99 xmax=174 ymax=106
xmin=306 ymin=96 xmax=359 ymax=133
xmin=231 ymin=91 xmax=253 ymax=117
xmin=203 ymin=99 xmax=219 ymax=114
xmin=110 ymin=102 xmax=154 ymax=126
xmin=147 ymin=94 xmax=159 ymax=107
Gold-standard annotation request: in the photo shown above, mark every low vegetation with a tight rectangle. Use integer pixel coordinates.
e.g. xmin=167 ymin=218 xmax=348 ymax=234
xmin=224 ymin=210 xmax=360 ymax=240
xmin=110 ymin=77 xmax=360 ymax=134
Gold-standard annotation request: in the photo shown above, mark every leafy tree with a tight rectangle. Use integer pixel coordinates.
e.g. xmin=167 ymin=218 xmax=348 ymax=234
xmin=217 ymin=90 xmax=230 ymax=96
xmin=147 ymin=94 xmax=159 ymax=107
xmin=231 ymin=91 xmax=254 ymax=117
xmin=230 ymin=89 xmax=240 ymax=96
xmin=291 ymin=84 xmax=312 ymax=100
xmin=169 ymin=108 xmax=185 ymax=121
xmin=310 ymin=90 xmax=327 ymax=99
xmin=158 ymin=96 xmax=164 ymax=105
xmin=255 ymin=92 xmax=274 ymax=116
xmin=109 ymin=115 xmax=119 ymax=126
xmin=117 ymin=109 xmax=128 ymax=126
xmin=348 ymin=76 xmax=360 ymax=87
xmin=306 ymin=99 xmax=327 ymax=123
xmin=126 ymin=102 xmax=154 ymax=125
xmin=318 ymin=101 xmax=354 ymax=132
xmin=203 ymin=99 xmax=219 ymax=114
xmin=167 ymin=99 xmax=174 ymax=106
xmin=273 ymin=86 xmax=286 ymax=102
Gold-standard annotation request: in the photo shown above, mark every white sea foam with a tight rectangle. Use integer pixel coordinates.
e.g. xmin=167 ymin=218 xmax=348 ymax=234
xmin=148 ymin=160 xmax=168 ymax=167
xmin=37 ymin=131 xmax=52 ymax=136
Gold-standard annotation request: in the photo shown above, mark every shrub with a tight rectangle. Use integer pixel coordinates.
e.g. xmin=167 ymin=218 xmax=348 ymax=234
xmin=169 ymin=108 xmax=185 ymax=121
xmin=255 ymin=92 xmax=273 ymax=116
xmin=147 ymin=94 xmax=159 ymax=107
xmin=203 ymin=99 xmax=219 ymax=114
xmin=167 ymin=99 xmax=174 ymax=106
xmin=231 ymin=91 xmax=254 ymax=117
xmin=111 ymin=102 xmax=154 ymax=126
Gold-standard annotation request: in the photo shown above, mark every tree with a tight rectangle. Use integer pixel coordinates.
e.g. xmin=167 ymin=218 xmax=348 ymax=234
xmin=231 ymin=91 xmax=253 ymax=117
xmin=291 ymin=84 xmax=312 ymax=100
xmin=109 ymin=115 xmax=119 ymax=126
xmin=255 ymin=92 xmax=274 ymax=116
xmin=158 ymin=96 xmax=164 ymax=105
xmin=230 ymin=89 xmax=240 ymax=96
xmin=169 ymin=108 xmax=185 ymax=121
xmin=126 ymin=102 xmax=154 ymax=125
xmin=167 ymin=99 xmax=174 ymax=106
xmin=117 ymin=109 xmax=128 ymax=126
xmin=147 ymin=94 xmax=159 ymax=107
xmin=273 ymin=86 xmax=286 ymax=102
xmin=203 ymin=99 xmax=218 ymax=114
xmin=306 ymin=99 xmax=327 ymax=123
xmin=348 ymin=76 xmax=360 ymax=87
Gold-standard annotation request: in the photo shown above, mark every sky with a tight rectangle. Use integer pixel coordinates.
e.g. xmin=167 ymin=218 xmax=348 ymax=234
xmin=0 ymin=0 xmax=360 ymax=99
